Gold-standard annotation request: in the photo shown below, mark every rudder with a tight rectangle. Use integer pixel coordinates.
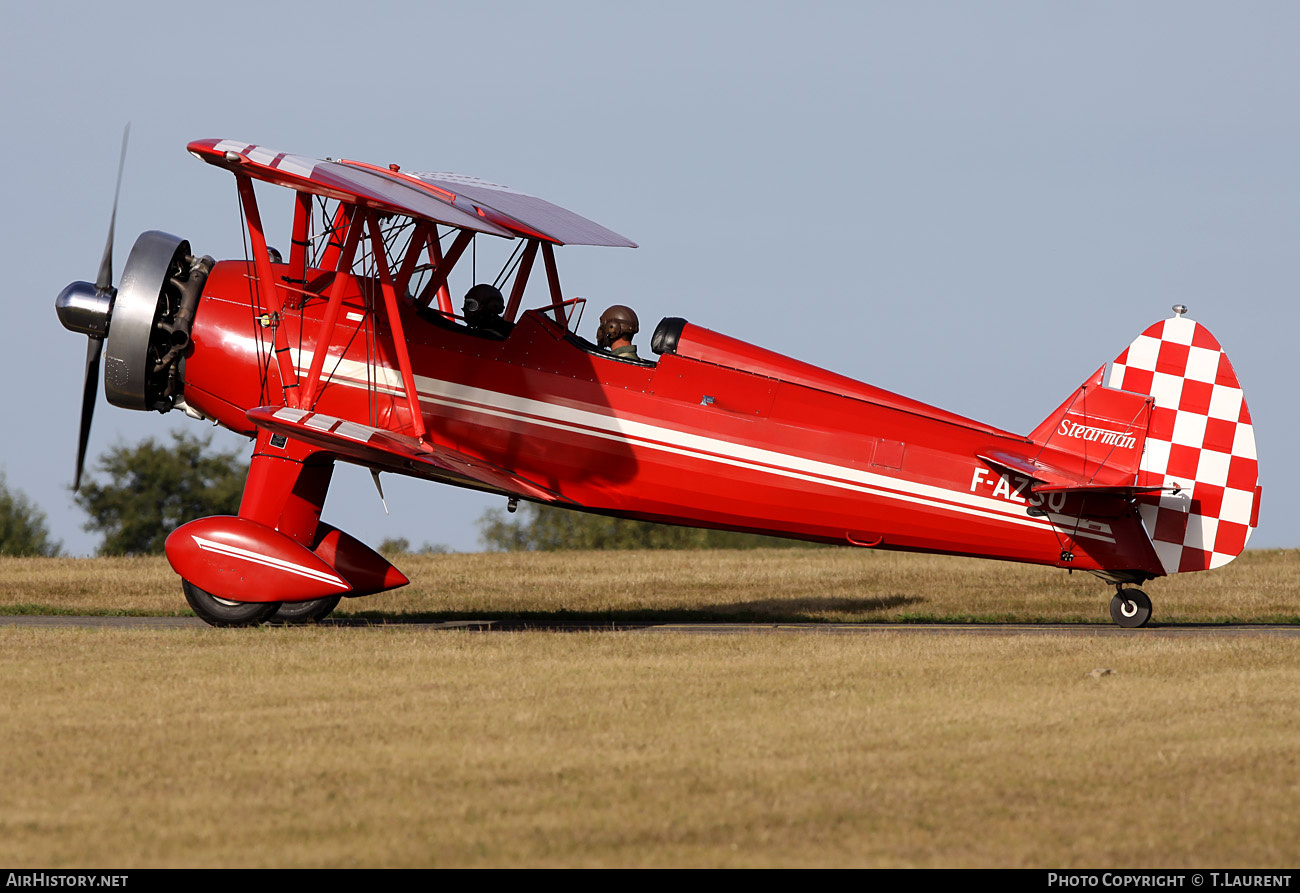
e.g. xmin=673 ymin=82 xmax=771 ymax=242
xmin=1106 ymin=311 xmax=1261 ymax=573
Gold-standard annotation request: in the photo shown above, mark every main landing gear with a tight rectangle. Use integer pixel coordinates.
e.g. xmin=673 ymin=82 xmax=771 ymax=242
xmin=181 ymin=581 xmax=341 ymax=626
xmin=182 ymin=580 xmax=282 ymax=627
xmin=1109 ymin=586 xmax=1152 ymax=628
xmin=270 ymin=597 xmax=342 ymax=625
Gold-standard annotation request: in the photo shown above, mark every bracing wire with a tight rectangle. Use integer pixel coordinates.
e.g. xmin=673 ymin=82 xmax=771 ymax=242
xmin=493 ymin=240 xmax=526 ymax=291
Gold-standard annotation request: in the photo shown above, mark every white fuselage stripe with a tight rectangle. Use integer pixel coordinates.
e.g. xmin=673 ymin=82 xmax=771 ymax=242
xmin=414 ymin=380 xmax=1115 ymax=544
xmin=275 ymin=346 xmax=1115 ymax=545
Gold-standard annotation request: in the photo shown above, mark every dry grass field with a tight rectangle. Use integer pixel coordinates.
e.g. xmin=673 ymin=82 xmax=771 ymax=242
xmin=0 ymin=549 xmax=1297 ymax=868
xmin=1 ymin=546 xmax=1296 ymax=623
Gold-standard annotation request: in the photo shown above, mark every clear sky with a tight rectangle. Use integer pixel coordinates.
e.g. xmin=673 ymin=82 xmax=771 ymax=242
xmin=2 ymin=1 xmax=1295 ymax=556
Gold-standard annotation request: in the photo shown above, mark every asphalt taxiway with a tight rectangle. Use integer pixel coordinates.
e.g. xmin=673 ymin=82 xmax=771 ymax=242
xmin=2 ymin=616 xmax=1299 ymax=636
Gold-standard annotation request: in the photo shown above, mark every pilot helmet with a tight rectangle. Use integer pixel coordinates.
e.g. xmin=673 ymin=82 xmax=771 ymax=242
xmin=463 ymin=284 xmax=505 ymax=324
xmin=597 ymin=304 xmax=639 ymax=348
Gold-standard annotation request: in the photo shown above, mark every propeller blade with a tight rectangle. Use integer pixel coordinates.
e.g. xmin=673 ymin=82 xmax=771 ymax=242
xmin=74 ymin=338 xmax=103 ymax=491
xmin=95 ymin=124 xmax=130 ymax=293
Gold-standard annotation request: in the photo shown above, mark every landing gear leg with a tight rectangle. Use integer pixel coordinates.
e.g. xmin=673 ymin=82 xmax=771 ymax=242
xmin=1109 ymin=586 xmax=1152 ymax=628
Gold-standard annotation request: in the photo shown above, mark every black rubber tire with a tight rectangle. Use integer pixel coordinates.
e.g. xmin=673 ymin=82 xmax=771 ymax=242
xmin=182 ymin=579 xmax=281 ymax=627
xmin=1109 ymin=589 xmax=1153 ymax=629
xmin=270 ymin=596 xmax=341 ymax=624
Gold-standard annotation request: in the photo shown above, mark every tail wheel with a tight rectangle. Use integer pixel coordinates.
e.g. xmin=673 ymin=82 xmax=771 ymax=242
xmin=270 ymin=596 xmax=341 ymax=624
xmin=1109 ymin=588 xmax=1152 ymax=629
xmin=182 ymin=580 xmax=281 ymax=627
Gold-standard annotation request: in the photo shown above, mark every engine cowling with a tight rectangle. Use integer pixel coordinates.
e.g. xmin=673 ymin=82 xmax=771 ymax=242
xmin=56 ymin=230 xmax=212 ymax=414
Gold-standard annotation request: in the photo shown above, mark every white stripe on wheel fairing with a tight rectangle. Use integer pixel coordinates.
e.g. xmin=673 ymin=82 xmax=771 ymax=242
xmin=191 ymin=534 xmax=350 ymax=589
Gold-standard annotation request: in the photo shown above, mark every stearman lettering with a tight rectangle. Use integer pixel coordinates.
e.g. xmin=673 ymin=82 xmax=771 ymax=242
xmin=1057 ymin=419 xmax=1137 ymax=450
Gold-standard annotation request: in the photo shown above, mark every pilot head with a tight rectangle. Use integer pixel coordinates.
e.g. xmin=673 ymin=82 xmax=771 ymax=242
xmin=463 ymin=284 xmax=505 ymax=327
xmin=597 ymin=304 xmax=639 ymax=348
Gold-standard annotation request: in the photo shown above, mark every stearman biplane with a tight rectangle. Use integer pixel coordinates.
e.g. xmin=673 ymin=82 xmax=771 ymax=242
xmin=56 ymin=137 xmax=1262 ymax=627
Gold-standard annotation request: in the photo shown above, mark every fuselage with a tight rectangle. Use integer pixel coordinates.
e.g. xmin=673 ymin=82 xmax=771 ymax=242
xmin=181 ymin=261 xmax=1162 ymax=576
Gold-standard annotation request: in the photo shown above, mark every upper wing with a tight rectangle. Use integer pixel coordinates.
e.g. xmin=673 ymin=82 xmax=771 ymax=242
xmin=188 ymin=139 xmax=638 ymax=247
xmin=246 ymin=406 xmax=576 ymax=506
xmin=188 ymin=139 xmax=514 ymax=237
xmin=396 ymin=169 xmax=638 ymax=247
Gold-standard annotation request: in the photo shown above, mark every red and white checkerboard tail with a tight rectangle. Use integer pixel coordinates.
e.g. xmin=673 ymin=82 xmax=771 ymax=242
xmin=1106 ymin=313 xmax=1261 ymax=575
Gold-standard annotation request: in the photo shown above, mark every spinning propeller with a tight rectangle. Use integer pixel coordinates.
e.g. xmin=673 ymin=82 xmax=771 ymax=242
xmin=56 ymin=129 xmax=210 ymax=491
xmin=55 ymin=125 xmax=129 ymax=490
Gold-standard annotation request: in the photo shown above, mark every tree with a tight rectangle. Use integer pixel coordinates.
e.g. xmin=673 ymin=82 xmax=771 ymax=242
xmin=377 ymin=536 xmax=412 ymax=556
xmin=0 ymin=472 xmax=60 ymax=556
xmin=377 ymin=536 xmax=452 ymax=556
xmin=74 ymin=431 xmax=248 ymax=556
xmin=478 ymin=502 xmax=813 ymax=551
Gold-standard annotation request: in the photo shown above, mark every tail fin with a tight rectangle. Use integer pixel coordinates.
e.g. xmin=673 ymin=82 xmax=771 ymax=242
xmin=1105 ymin=312 xmax=1260 ymax=573
xmin=981 ymin=363 xmax=1156 ymax=496
xmin=1023 ymin=364 xmax=1154 ymax=489
xmin=984 ymin=311 xmax=1261 ymax=576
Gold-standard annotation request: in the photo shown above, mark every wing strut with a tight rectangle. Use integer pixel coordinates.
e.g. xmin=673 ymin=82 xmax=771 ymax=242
xmin=415 ymin=229 xmax=474 ymax=310
xmin=287 ymin=191 xmax=312 ymax=289
xmin=504 ymin=239 xmax=539 ymax=322
xmin=426 ymin=227 xmax=454 ymax=316
xmin=540 ymin=241 xmax=565 ymax=325
xmin=236 ymin=173 xmax=301 ymax=408
xmin=300 ymin=203 xmax=364 ymax=408
xmin=318 ymin=202 xmax=352 ymax=273
xmin=363 ymin=208 xmax=427 ymax=440
xmin=393 ymin=221 xmax=436 ymax=303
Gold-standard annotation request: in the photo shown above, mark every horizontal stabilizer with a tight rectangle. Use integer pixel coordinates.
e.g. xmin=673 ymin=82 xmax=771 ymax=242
xmin=247 ymin=406 xmax=575 ymax=506
xmin=1027 ymin=483 xmax=1168 ymax=496
xmin=978 ymin=449 xmax=1081 ymax=491
xmin=977 ymin=450 xmax=1165 ymax=496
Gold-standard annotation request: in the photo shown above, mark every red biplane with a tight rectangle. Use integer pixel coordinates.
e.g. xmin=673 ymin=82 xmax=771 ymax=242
xmin=56 ymin=138 xmax=1262 ymax=627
